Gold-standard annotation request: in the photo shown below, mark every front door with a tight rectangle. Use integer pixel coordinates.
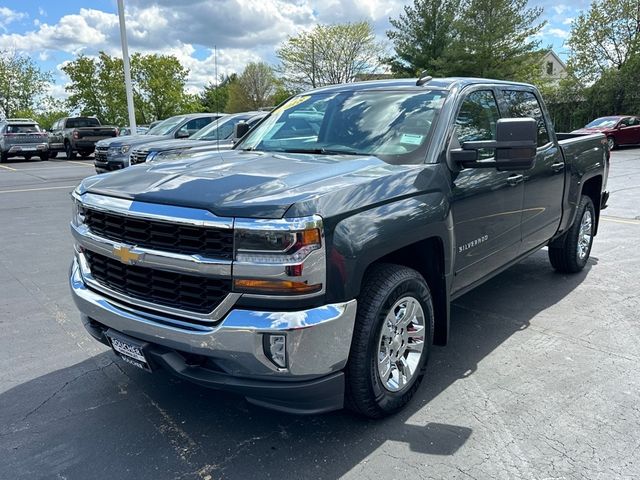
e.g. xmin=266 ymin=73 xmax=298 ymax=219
xmin=617 ymin=117 xmax=640 ymax=145
xmin=450 ymin=88 xmax=524 ymax=294
xmin=499 ymin=89 xmax=564 ymax=252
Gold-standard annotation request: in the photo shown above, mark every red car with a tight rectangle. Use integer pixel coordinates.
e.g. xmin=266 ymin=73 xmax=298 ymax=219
xmin=573 ymin=115 xmax=640 ymax=150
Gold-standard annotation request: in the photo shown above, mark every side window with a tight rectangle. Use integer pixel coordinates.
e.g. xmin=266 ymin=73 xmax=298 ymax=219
xmin=179 ymin=117 xmax=213 ymax=136
xmin=455 ymin=90 xmax=501 ymax=160
xmin=502 ymin=90 xmax=550 ymax=146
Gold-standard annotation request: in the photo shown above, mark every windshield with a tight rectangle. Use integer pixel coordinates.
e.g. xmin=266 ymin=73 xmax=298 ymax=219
xmin=147 ymin=116 xmax=185 ymax=135
xmin=585 ymin=117 xmax=619 ymax=129
xmin=236 ymin=90 xmax=446 ymax=164
xmin=191 ymin=115 xmax=247 ymax=141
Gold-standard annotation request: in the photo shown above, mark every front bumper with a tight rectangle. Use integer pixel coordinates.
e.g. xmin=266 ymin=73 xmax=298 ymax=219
xmin=70 ymin=259 xmax=357 ymax=413
xmin=94 ymin=153 xmax=128 ymax=173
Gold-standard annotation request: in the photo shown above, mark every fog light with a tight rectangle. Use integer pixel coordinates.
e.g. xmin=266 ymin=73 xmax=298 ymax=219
xmin=263 ymin=334 xmax=287 ymax=368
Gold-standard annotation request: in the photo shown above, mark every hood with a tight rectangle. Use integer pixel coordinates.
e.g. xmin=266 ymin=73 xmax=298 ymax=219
xmin=96 ymin=134 xmax=171 ymax=148
xmin=79 ymin=150 xmax=427 ymax=219
xmin=571 ymin=127 xmax=613 ymax=134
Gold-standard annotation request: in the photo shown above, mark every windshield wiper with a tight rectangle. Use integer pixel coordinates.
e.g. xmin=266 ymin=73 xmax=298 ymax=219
xmin=278 ymin=148 xmax=365 ymax=155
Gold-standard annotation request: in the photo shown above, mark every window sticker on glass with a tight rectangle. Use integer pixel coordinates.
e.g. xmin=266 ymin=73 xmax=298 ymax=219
xmin=400 ymin=133 xmax=424 ymax=145
xmin=272 ymin=95 xmax=311 ymax=114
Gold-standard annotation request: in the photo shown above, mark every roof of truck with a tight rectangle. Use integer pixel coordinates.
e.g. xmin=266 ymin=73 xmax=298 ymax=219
xmin=309 ymin=77 xmax=535 ymax=94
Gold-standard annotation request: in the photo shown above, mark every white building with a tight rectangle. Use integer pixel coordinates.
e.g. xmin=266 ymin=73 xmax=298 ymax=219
xmin=541 ymin=50 xmax=568 ymax=85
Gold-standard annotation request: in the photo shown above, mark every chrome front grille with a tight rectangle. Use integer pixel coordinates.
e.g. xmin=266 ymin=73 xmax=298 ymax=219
xmin=84 ymin=250 xmax=231 ymax=314
xmin=130 ymin=149 xmax=149 ymax=165
xmin=84 ymin=208 xmax=234 ymax=260
xmin=95 ymin=146 xmax=108 ymax=162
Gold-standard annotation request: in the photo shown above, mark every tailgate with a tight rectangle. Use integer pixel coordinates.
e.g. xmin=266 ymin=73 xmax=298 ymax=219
xmin=4 ymin=133 xmax=48 ymax=146
xmin=76 ymin=127 xmax=117 ymax=139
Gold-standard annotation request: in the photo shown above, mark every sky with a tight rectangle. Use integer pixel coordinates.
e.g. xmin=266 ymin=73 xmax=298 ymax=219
xmin=0 ymin=0 xmax=590 ymax=100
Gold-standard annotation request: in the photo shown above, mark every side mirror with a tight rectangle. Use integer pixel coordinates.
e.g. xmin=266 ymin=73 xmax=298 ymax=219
xmin=453 ymin=118 xmax=537 ymax=171
xmin=175 ymin=130 xmax=189 ymax=139
xmin=233 ymin=121 xmax=250 ymax=141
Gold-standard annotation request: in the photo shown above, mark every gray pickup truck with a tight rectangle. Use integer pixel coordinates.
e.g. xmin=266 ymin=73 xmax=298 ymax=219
xmin=0 ymin=118 xmax=49 ymax=162
xmin=48 ymin=117 xmax=118 ymax=159
xmin=70 ymin=78 xmax=609 ymax=418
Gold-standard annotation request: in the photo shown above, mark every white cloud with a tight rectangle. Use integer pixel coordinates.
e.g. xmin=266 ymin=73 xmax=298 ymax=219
xmin=0 ymin=7 xmax=26 ymax=31
xmin=552 ymin=5 xmax=570 ymax=15
xmin=562 ymin=17 xmax=574 ymax=25
xmin=548 ymin=27 xmax=570 ymax=39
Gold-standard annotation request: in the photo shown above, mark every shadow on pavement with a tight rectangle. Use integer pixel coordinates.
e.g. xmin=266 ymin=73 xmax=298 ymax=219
xmin=0 ymin=249 xmax=592 ymax=479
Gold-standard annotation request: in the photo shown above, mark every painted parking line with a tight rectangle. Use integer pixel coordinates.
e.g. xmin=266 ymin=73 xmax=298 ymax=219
xmin=66 ymin=160 xmax=94 ymax=167
xmin=0 ymin=164 xmax=16 ymax=171
xmin=0 ymin=185 xmax=76 ymax=194
xmin=601 ymin=215 xmax=640 ymax=225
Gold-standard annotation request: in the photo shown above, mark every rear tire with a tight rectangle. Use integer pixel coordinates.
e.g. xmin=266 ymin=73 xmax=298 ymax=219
xmin=78 ymin=150 xmax=92 ymax=158
xmin=345 ymin=263 xmax=433 ymax=418
xmin=24 ymin=154 xmax=32 ymax=161
xmin=0 ymin=152 xmax=7 ymax=163
xmin=48 ymin=150 xmax=58 ymax=159
xmin=548 ymin=195 xmax=595 ymax=273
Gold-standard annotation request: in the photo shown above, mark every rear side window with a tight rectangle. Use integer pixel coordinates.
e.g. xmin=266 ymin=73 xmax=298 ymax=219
xmin=455 ymin=90 xmax=501 ymax=160
xmin=501 ymin=90 xmax=550 ymax=146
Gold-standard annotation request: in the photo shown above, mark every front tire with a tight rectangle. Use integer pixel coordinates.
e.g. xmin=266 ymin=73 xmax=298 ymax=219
xmin=607 ymin=136 xmax=615 ymax=151
xmin=345 ymin=264 xmax=433 ymax=418
xmin=548 ymin=195 xmax=595 ymax=273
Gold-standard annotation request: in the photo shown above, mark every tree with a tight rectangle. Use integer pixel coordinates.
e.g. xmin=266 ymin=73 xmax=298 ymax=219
xmin=566 ymin=0 xmax=640 ymax=84
xmin=63 ymin=51 xmax=197 ymax=125
xmin=200 ymin=74 xmax=238 ymax=113
xmin=276 ymin=22 xmax=386 ymax=89
xmin=131 ymin=53 xmax=191 ymax=121
xmin=226 ymin=62 xmax=277 ymax=112
xmin=386 ymin=0 xmax=460 ymax=76
xmin=445 ymin=0 xmax=546 ymax=82
xmin=13 ymin=96 xmax=70 ymax=130
xmin=0 ymin=50 xmax=52 ymax=118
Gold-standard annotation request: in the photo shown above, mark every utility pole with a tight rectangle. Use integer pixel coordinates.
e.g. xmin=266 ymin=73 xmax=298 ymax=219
xmin=117 ymin=0 xmax=136 ymax=134
xmin=311 ymin=37 xmax=316 ymax=88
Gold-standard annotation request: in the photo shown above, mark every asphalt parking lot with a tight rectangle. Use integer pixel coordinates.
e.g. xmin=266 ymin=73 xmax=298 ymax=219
xmin=1 ymin=150 xmax=639 ymax=480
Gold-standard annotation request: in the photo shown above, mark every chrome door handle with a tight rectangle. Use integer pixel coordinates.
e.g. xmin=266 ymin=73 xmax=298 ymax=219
xmin=507 ymin=174 xmax=524 ymax=186
xmin=551 ymin=162 xmax=564 ymax=172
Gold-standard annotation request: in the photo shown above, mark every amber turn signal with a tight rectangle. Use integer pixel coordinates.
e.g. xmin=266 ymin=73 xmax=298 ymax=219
xmin=233 ymin=278 xmax=322 ymax=295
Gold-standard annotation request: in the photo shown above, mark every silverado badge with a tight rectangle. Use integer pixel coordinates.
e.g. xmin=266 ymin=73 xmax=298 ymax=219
xmin=113 ymin=245 xmax=142 ymax=265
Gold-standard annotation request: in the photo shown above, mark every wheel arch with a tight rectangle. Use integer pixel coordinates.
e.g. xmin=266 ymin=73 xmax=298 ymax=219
xmin=581 ymin=174 xmax=603 ymax=235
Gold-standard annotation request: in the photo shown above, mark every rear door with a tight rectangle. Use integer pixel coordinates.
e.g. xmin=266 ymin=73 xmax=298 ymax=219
xmin=499 ymin=88 xmax=564 ymax=252
xmin=450 ymin=88 xmax=525 ymax=293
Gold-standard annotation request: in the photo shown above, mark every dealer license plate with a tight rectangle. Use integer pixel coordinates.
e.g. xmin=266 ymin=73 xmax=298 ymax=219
xmin=106 ymin=331 xmax=152 ymax=372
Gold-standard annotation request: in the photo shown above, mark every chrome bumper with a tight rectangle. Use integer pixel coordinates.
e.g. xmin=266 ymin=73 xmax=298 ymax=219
xmin=70 ymin=259 xmax=357 ymax=379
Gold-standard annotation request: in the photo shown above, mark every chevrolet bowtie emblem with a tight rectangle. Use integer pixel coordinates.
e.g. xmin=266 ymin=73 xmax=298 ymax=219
xmin=113 ymin=245 xmax=142 ymax=264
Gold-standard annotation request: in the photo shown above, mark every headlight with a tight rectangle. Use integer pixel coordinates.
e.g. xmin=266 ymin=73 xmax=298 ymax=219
xmin=71 ymin=193 xmax=86 ymax=227
xmin=233 ymin=216 xmax=325 ymax=296
xmin=108 ymin=145 xmax=130 ymax=155
xmin=235 ymin=228 xmax=321 ymax=263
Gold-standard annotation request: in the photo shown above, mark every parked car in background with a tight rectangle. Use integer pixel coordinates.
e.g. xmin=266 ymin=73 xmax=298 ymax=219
xmin=48 ymin=117 xmax=118 ymax=159
xmin=118 ymin=125 xmax=149 ymax=136
xmin=572 ymin=115 xmax=640 ymax=150
xmin=70 ymin=78 xmax=609 ymax=417
xmin=128 ymin=112 xmax=266 ymax=166
xmin=94 ymin=113 xmax=222 ymax=173
xmin=0 ymin=118 xmax=48 ymax=162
